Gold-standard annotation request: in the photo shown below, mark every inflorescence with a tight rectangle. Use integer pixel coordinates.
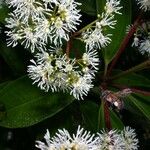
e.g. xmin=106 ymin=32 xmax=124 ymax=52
xmin=131 ymin=21 xmax=150 ymax=56
xmin=136 ymin=0 xmax=150 ymax=11
xmin=5 ymin=0 xmax=123 ymax=100
xmin=36 ymin=126 xmax=139 ymax=150
xmin=27 ymin=46 xmax=99 ymax=100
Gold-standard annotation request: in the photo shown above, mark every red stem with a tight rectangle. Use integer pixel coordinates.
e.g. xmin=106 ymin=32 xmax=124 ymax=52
xmin=104 ymin=102 xmax=112 ymax=130
xmin=111 ymin=84 xmax=150 ymax=96
xmin=66 ymin=38 xmax=72 ymax=58
xmin=100 ymin=84 xmax=112 ymax=130
xmin=107 ymin=13 xmax=143 ymax=76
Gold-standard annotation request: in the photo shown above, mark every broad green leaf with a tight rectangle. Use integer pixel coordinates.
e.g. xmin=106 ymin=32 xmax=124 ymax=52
xmin=104 ymin=0 xmax=131 ymax=65
xmin=79 ymin=101 xmax=99 ymax=132
xmin=97 ymin=100 xmax=124 ymax=130
xmin=127 ymin=95 xmax=150 ymax=120
xmin=96 ymin=0 xmax=105 ymax=14
xmin=0 ymin=76 xmax=74 ymax=128
xmin=110 ymin=109 xmax=124 ymax=129
xmin=0 ymin=41 xmax=26 ymax=75
xmin=112 ymin=73 xmax=150 ymax=88
xmin=78 ymin=0 xmax=96 ymax=16
xmin=0 ymin=4 xmax=9 ymax=23
xmin=98 ymin=100 xmax=105 ymax=130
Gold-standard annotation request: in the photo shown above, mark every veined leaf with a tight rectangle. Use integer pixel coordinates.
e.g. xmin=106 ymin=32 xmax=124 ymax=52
xmin=79 ymin=101 xmax=99 ymax=132
xmin=0 ymin=76 xmax=74 ymax=128
xmin=98 ymin=100 xmax=105 ymax=130
xmin=0 ymin=41 xmax=26 ymax=75
xmin=78 ymin=0 xmax=96 ymax=16
xmin=110 ymin=109 xmax=124 ymax=129
xmin=104 ymin=0 xmax=131 ymax=65
xmin=112 ymin=73 xmax=150 ymax=88
xmin=0 ymin=4 xmax=9 ymax=23
xmin=127 ymin=95 xmax=150 ymax=120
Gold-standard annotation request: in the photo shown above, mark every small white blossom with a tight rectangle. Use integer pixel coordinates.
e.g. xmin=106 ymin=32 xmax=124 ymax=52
xmin=82 ymin=28 xmax=112 ymax=50
xmin=132 ymin=36 xmax=140 ymax=47
xmin=105 ymin=0 xmax=122 ymax=15
xmin=131 ymin=21 xmax=150 ymax=56
xmin=96 ymin=129 xmax=124 ymax=150
xmin=36 ymin=126 xmax=139 ymax=150
xmin=121 ymin=127 xmax=139 ymax=150
xmin=27 ymin=46 xmax=99 ymax=100
xmin=82 ymin=0 xmax=122 ymax=50
xmin=82 ymin=49 xmax=99 ymax=71
xmin=5 ymin=0 xmax=81 ymax=51
xmin=139 ymin=36 xmax=150 ymax=55
xmin=36 ymin=126 xmax=98 ymax=150
xmin=70 ymin=74 xmax=94 ymax=100
xmin=136 ymin=0 xmax=150 ymax=11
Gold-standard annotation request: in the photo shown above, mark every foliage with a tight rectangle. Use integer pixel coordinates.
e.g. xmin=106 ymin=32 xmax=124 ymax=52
xmin=0 ymin=0 xmax=149 ymax=149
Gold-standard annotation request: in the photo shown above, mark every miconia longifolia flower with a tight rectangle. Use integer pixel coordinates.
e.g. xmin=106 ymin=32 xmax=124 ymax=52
xmin=36 ymin=126 xmax=139 ymax=150
xmin=136 ymin=0 xmax=150 ymax=11
xmin=131 ymin=21 xmax=150 ymax=56
xmin=81 ymin=0 xmax=122 ymax=50
xmin=36 ymin=126 xmax=98 ymax=150
xmin=27 ymin=46 xmax=99 ymax=100
xmin=5 ymin=0 xmax=81 ymax=52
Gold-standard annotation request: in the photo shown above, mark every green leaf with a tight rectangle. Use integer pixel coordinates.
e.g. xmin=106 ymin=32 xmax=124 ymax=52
xmin=78 ymin=0 xmax=96 ymax=16
xmin=96 ymin=0 xmax=105 ymax=14
xmin=127 ymin=95 xmax=150 ymax=120
xmin=0 ymin=76 xmax=74 ymax=128
xmin=0 ymin=41 xmax=26 ymax=75
xmin=112 ymin=73 xmax=150 ymax=88
xmin=0 ymin=4 xmax=9 ymax=23
xmin=104 ymin=0 xmax=131 ymax=65
xmin=79 ymin=101 xmax=99 ymax=132
xmin=110 ymin=109 xmax=124 ymax=129
xmin=98 ymin=101 xmax=105 ymax=130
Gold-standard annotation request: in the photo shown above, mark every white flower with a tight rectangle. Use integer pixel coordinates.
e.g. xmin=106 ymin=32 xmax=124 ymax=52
xmin=6 ymin=0 xmax=82 ymax=50
xmin=36 ymin=129 xmax=55 ymax=150
xmin=105 ymin=0 xmax=122 ymax=15
xmin=132 ymin=36 xmax=140 ymax=47
xmin=82 ymin=28 xmax=112 ymax=50
xmin=97 ymin=14 xmax=117 ymax=29
xmin=27 ymin=46 xmax=99 ymax=100
xmin=71 ymin=126 xmax=98 ymax=150
xmin=96 ymin=129 xmax=124 ymax=150
xmin=82 ymin=48 xmax=99 ymax=71
xmin=36 ymin=126 xmax=98 ymax=150
xmin=121 ymin=127 xmax=139 ymax=150
xmin=70 ymin=74 xmax=94 ymax=100
xmin=136 ymin=0 xmax=150 ymax=11
xmin=139 ymin=36 xmax=150 ymax=55
xmin=5 ymin=12 xmax=46 ymax=52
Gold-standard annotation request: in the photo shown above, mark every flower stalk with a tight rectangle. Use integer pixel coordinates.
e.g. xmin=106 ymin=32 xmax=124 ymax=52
xmin=107 ymin=13 xmax=143 ymax=76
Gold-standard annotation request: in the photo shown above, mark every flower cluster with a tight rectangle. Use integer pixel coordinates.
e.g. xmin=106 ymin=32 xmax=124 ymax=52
xmin=82 ymin=0 xmax=122 ymax=50
xmin=131 ymin=21 xmax=150 ymax=56
xmin=136 ymin=0 xmax=150 ymax=11
xmin=36 ymin=126 xmax=139 ymax=150
xmin=5 ymin=0 xmax=81 ymax=52
xmin=27 ymin=46 xmax=99 ymax=100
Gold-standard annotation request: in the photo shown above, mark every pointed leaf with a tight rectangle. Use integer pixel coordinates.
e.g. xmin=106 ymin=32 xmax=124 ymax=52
xmin=104 ymin=0 xmax=131 ymax=64
xmin=112 ymin=73 xmax=150 ymax=88
xmin=79 ymin=101 xmax=99 ymax=132
xmin=78 ymin=0 xmax=96 ymax=16
xmin=127 ymin=95 xmax=150 ymax=120
xmin=110 ymin=109 xmax=124 ymax=129
xmin=0 ymin=76 xmax=74 ymax=128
